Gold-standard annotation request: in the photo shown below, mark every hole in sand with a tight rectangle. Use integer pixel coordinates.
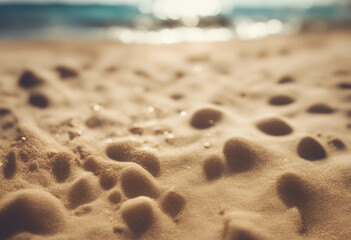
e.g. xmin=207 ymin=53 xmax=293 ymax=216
xmin=203 ymin=155 xmax=224 ymax=180
xmin=268 ymin=95 xmax=294 ymax=106
xmin=3 ymin=151 xmax=16 ymax=179
xmin=52 ymin=153 xmax=71 ymax=183
xmin=256 ymin=117 xmax=293 ymax=136
xmin=297 ymin=137 xmax=326 ymax=161
xmin=28 ymin=93 xmax=49 ymax=109
xmin=190 ymin=107 xmax=223 ymax=129
xmin=338 ymin=82 xmax=351 ymax=89
xmin=223 ymin=137 xmax=261 ymax=172
xmin=18 ymin=70 xmax=44 ymax=89
xmin=55 ymin=66 xmax=78 ymax=79
xmin=307 ymin=103 xmax=335 ymax=114
xmin=328 ymin=138 xmax=346 ymax=150
xmin=99 ymin=172 xmax=117 ymax=190
xmin=170 ymin=93 xmax=184 ymax=100
xmin=161 ymin=191 xmax=186 ymax=218
xmin=278 ymin=75 xmax=295 ymax=84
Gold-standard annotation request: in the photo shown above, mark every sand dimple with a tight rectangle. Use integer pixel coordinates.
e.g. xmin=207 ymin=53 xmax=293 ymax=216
xmin=307 ymin=103 xmax=335 ymax=114
xmin=120 ymin=167 xmax=160 ymax=199
xmin=120 ymin=197 xmax=155 ymax=236
xmin=203 ymin=155 xmax=224 ymax=180
xmin=129 ymin=127 xmax=143 ymax=135
xmin=18 ymin=70 xmax=44 ymax=89
xmin=190 ymin=107 xmax=223 ymax=129
xmin=68 ymin=176 xmax=97 ymax=209
xmin=170 ymin=93 xmax=184 ymax=100
xmin=28 ymin=93 xmax=49 ymax=108
xmin=85 ymin=115 xmax=104 ymax=128
xmin=328 ymin=138 xmax=346 ymax=150
xmin=99 ymin=172 xmax=117 ymax=190
xmin=338 ymin=82 xmax=351 ymax=89
xmin=161 ymin=191 xmax=186 ymax=218
xmin=223 ymin=137 xmax=261 ymax=172
xmin=55 ymin=66 xmax=78 ymax=79
xmin=268 ymin=95 xmax=294 ymax=106
xmin=0 ymin=189 xmax=65 ymax=239
xmin=334 ymin=69 xmax=349 ymax=76
xmin=0 ymin=108 xmax=11 ymax=116
xmin=297 ymin=137 xmax=326 ymax=161
xmin=223 ymin=227 xmax=263 ymax=240
xmin=3 ymin=151 xmax=17 ymax=179
xmin=256 ymin=117 xmax=293 ymax=136
xmin=52 ymin=153 xmax=71 ymax=183
xmin=278 ymin=75 xmax=295 ymax=84
xmin=108 ymin=190 xmax=122 ymax=204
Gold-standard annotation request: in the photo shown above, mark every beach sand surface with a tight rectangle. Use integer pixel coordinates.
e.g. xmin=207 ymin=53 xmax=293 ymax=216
xmin=0 ymin=32 xmax=351 ymax=240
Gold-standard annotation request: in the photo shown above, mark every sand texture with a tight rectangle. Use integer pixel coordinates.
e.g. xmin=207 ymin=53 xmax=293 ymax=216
xmin=0 ymin=32 xmax=351 ymax=240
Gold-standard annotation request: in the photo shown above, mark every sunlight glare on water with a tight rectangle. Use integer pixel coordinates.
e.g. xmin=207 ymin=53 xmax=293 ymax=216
xmin=0 ymin=0 xmax=347 ymax=43
xmin=152 ymin=0 xmax=222 ymax=20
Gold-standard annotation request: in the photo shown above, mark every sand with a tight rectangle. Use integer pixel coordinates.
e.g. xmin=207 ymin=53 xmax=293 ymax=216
xmin=0 ymin=31 xmax=351 ymax=240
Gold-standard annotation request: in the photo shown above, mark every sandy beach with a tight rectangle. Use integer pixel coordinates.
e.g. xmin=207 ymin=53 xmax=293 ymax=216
xmin=0 ymin=31 xmax=351 ymax=240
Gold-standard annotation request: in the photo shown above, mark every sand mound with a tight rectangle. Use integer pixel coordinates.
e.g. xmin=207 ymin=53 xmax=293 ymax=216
xmin=223 ymin=137 xmax=264 ymax=172
xmin=120 ymin=166 xmax=160 ymax=198
xmin=132 ymin=150 xmax=161 ymax=177
xmin=0 ymin=189 xmax=65 ymax=239
xmin=120 ymin=197 xmax=155 ymax=236
xmin=68 ymin=175 xmax=97 ymax=209
xmin=106 ymin=142 xmax=134 ymax=162
xmin=83 ymin=156 xmax=101 ymax=173
xmin=223 ymin=212 xmax=268 ymax=240
xmin=106 ymin=141 xmax=160 ymax=176
xmin=276 ymin=173 xmax=311 ymax=209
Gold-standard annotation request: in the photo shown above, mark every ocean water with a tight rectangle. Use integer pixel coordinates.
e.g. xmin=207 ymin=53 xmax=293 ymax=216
xmin=0 ymin=1 xmax=350 ymax=42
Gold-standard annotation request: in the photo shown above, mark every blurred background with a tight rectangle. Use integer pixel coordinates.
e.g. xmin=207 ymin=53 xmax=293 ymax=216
xmin=0 ymin=0 xmax=350 ymax=43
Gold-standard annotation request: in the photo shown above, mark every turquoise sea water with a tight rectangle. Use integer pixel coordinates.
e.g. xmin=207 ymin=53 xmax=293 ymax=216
xmin=0 ymin=2 xmax=350 ymax=41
